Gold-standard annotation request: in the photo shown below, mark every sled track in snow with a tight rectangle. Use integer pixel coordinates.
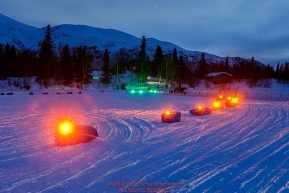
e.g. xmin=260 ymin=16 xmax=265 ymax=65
xmin=0 ymin=95 xmax=289 ymax=192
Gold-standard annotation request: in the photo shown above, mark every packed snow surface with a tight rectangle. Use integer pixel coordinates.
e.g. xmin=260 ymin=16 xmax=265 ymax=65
xmin=0 ymin=91 xmax=289 ymax=192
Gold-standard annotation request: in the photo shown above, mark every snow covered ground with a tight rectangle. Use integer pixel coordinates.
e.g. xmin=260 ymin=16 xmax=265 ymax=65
xmin=1 ymin=90 xmax=289 ymax=192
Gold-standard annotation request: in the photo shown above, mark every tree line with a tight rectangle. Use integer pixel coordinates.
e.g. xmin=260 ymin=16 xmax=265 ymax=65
xmin=100 ymin=36 xmax=194 ymax=89
xmin=275 ymin=62 xmax=289 ymax=83
xmin=0 ymin=25 xmax=93 ymax=89
xmin=0 ymin=25 xmax=287 ymax=90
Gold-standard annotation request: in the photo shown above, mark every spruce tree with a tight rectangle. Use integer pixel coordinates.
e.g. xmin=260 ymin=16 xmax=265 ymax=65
xmin=101 ymin=48 xmax=112 ymax=84
xmin=285 ymin=62 xmax=289 ymax=81
xmin=152 ymin=45 xmax=164 ymax=81
xmin=5 ymin=43 xmax=13 ymax=85
xmin=75 ymin=46 xmax=92 ymax=88
xmin=225 ymin=56 xmax=229 ymax=73
xmin=60 ymin=44 xmax=73 ymax=85
xmin=178 ymin=55 xmax=186 ymax=84
xmin=4 ymin=43 xmax=10 ymax=79
xmin=136 ymin=36 xmax=149 ymax=85
xmin=172 ymin=48 xmax=179 ymax=85
xmin=279 ymin=63 xmax=285 ymax=80
xmin=265 ymin=64 xmax=275 ymax=79
xmin=75 ymin=46 xmax=83 ymax=80
xmin=275 ymin=63 xmax=280 ymax=80
xmin=198 ymin=52 xmax=207 ymax=78
xmin=19 ymin=48 xmax=36 ymax=89
xmin=0 ymin=44 xmax=3 ymax=78
xmin=38 ymin=24 xmax=54 ymax=87
xmin=239 ymin=59 xmax=246 ymax=79
xmin=249 ymin=56 xmax=255 ymax=87
xmin=164 ymin=54 xmax=173 ymax=86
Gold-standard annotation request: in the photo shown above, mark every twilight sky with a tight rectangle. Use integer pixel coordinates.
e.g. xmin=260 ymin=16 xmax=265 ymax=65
xmin=0 ymin=0 xmax=288 ymax=66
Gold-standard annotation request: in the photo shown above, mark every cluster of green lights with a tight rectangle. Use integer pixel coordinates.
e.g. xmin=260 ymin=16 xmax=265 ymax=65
xmin=149 ymin=90 xmax=158 ymax=93
xmin=130 ymin=90 xmax=143 ymax=94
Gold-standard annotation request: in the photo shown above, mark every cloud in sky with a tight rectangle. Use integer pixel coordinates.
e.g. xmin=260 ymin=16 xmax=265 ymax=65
xmin=0 ymin=0 xmax=288 ymax=65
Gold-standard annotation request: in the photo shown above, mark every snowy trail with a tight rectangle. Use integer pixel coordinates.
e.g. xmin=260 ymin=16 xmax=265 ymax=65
xmin=0 ymin=92 xmax=289 ymax=192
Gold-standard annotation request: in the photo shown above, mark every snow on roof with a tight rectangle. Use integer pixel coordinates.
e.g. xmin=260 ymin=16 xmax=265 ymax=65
xmin=205 ymin=72 xmax=233 ymax=77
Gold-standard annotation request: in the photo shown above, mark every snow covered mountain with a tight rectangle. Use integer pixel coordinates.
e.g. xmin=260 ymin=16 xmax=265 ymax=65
xmin=0 ymin=13 xmax=265 ymax=69
xmin=0 ymin=13 xmax=38 ymax=49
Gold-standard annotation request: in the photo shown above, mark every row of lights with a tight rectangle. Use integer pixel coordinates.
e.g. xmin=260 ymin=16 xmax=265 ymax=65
xmin=130 ymin=90 xmax=158 ymax=94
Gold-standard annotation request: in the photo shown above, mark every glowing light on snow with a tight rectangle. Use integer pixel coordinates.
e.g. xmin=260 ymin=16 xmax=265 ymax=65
xmin=213 ymin=101 xmax=220 ymax=108
xmin=198 ymin=106 xmax=203 ymax=110
xmin=232 ymin=98 xmax=238 ymax=103
xmin=227 ymin=97 xmax=231 ymax=100
xmin=59 ymin=121 xmax=73 ymax=135
xmin=165 ymin=111 xmax=171 ymax=115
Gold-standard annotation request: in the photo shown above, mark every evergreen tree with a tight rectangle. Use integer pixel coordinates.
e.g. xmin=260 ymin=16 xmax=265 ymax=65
xmin=114 ymin=48 xmax=127 ymax=74
xmin=164 ymin=54 xmax=175 ymax=86
xmin=4 ymin=43 xmax=14 ymax=85
xmin=225 ymin=56 xmax=229 ymax=73
xmin=38 ymin=24 xmax=54 ymax=87
xmin=9 ymin=45 xmax=17 ymax=77
xmin=279 ymin=63 xmax=285 ymax=80
xmin=178 ymin=55 xmax=186 ymax=84
xmin=4 ymin=43 xmax=10 ymax=79
xmin=140 ymin=36 xmax=146 ymax=60
xmin=0 ymin=44 xmax=3 ymax=78
xmin=171 ymin=48 xmax=179 ymax=84
xmin=285 ymin=62 xmax=289 ymax=81
xmin=275 ymin=63 xmax=280 ymax=80
xmin=136 ymin=36 xmax=149 ymax=85
xmin=75 ymin=45 xmax=92 ymax=88
xmin=239 ymin=59 xmax=246 ymax=79
xmin=60 ymin=44 xmax=73 ymax=85
xmin=19 ymin=48 xmax=36 ymax=89
xmin=265 ymin=64 xmax=275 ymax=79
xmin=152 ymin=45 xmax=164 ymax=82
xmin=101 ymin=48 xmax=112 ymax=84
xmin=75 ymin=46 xmax=83 ymax=81
xmin=249 ymin=56 xmax=255 ymax=87
xmin=198 ymin=52 xmax=207 ymax=78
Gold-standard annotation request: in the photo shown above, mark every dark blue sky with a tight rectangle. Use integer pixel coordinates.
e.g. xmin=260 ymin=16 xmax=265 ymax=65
xmin=0 ymin=0 xmax=288 ymax=66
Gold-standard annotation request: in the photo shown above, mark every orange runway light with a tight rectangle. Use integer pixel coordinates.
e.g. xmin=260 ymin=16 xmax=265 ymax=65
xmin=162 ymin=110 xmax=181 ymax=123
xmin=58 ymin=121 xmax=73 ymax=135
xmin=198 ymin=106 xmax=203 ymax=110
xmin=55 ymin=121 xmax=99 ymax=146
xmin=165 ymin=110 xmax=171 ymax=115
xmin=213 ymin=101 xmax=220 ymax=108
xmin=232 ymin=98 xmax=238 ymax=103
xmin=227 ymin=97 xmax=232 ymax=100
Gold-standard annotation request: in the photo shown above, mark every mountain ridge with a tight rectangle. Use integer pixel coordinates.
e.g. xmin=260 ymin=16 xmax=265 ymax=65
xmin=0 ymin=13 xmax=265 ymax=69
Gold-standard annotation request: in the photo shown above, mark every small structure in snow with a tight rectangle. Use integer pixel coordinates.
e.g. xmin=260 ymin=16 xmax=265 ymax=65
xmin=190 ymin=106 xmax=212 ymax=116
xmin=205 ymin=72 xmax=233 ymax=84
xmin=55 ymin=124 xmax=99 ymax=146
xmin=161 ymin=111 xmax=181 ymax=123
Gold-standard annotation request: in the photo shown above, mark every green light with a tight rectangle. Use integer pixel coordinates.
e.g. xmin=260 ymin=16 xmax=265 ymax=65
xmin=131 ymin=90 xmax=135 ymax=93
xmin=154 ymin=90 xmax=157 ymax=93
xmin=139 ymin=90 xmax=143 ymax=94
xmin=149 ymin=90 xmax=152 ymax=92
